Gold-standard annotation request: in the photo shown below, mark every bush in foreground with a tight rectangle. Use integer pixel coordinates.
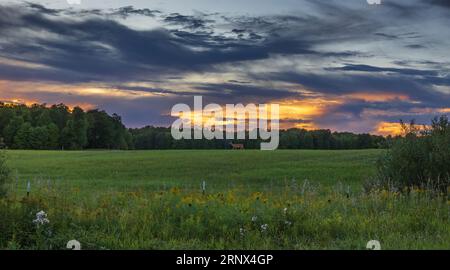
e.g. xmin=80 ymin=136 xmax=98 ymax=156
xmin=0 ymin=151 xmax=10 ymax=198
xmin=371 ymin=116 xmax=450 ymax=195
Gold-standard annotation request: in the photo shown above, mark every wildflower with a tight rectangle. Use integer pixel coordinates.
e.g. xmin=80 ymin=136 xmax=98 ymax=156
xmin=260 ymin=224 xmax=269 ymax=232
xmin=239 ymin=228 xmax=245 ymax=236
xmin=283 ymin=208 xmax=288 ymax=214
xmin=33 ymin=210 xmax=49 ymax=226
xmin=285 ymin=221 xmax=292 ymax=226
xmin=251 ymin=216 xmax=258 ymax=222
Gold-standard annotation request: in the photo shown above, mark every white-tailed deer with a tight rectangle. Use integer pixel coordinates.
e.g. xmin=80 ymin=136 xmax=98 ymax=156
xmin=230 ymin=143 xmax=244 ymax=150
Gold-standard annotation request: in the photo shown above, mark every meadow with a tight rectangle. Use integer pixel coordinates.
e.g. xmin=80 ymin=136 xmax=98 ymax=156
xmin=6 ymin=150 xmax=381 ymax=193
xmin=1 ymin=150 xmax=449 ymax=250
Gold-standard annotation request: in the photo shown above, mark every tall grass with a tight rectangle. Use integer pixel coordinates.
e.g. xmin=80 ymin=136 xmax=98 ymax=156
xmin=0 ymin=151 xmax=10 ymax=198
xmin=1 ymin=147 xmax=448 ymax=250
xmin=1 ymin=185 xmax=448 ymax=250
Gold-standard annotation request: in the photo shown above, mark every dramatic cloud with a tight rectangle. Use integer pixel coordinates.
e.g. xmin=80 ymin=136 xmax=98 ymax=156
xmin=0 ymin=0 xmax=449 ymax=134
xmin=428 ymin=0 xmax=450 ymax=8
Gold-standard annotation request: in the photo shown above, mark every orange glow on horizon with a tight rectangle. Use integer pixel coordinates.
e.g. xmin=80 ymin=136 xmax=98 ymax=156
xmin=277 ymin=98 xmax=341 ymax=118
xmin=293 ymin=122 xmax=318 ymax=130
xmin=375 ymin=122 xmax=404 ymax=136
xmin=1 ymin=98 xmax=39 ymax=107
xmin=0 ymin=98 xmax=95 ymax=112
xmin=345 ymin=92 xmax=409 ymax=102
xmin=171 ymin=98 xmax=340 ymax=131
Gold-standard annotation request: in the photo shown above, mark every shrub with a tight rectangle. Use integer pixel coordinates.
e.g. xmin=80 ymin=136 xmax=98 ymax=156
xmin=372 ymin=116 xmax=450 ymax=195
xmin=0 ymin=149 xmax=10 ymax=197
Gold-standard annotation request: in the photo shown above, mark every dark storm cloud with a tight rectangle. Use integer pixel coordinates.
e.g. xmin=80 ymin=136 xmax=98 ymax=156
xmin=111 ymin=85 xmax=202 ymax=97
xmin=0 ymin=8 xmax=267 ymax=82
xmin=112 ymin=6 xmax=161 ymax=18
xmin=327 ymin=99 xmax=421 ymax=117
xmin=113 ymin=82 xmax=301 ymax=101
xmin=0 ymin=63 xmax=93 ymax=83
xmin=280 ymin=119 xmax=313 ymax=124
xmin=327 ymin=64 xmax=438 ymax=77
xmin=374 ymin=32 xmax=400 ymax=40
xmin=428 ymin=0 xmax=450 ymax=8
xmin=164 ymin=13 xmax=214 ymax=30
xmin=255 ymin=70 xmax=450 ymax=108
xmin=0 ymin=3 xmax=374 ymax=85
xmin=196 ymin=83 xmax=298 ymax=99
xmin=1 ymin=0 xmax=450 ymax=130
xmin=405 ymin=44 xmax=427 ymax=49
xmin=374 ymin=32 xmax=422 ymax=40
xmin=24 ymin=2 xmax=161 ymax=18
xmin=25 ymin=2 xmax=60 ymax=15
xmin=329 ymin=64 xmax=450 ymax=91
xmin=380 ymin=1 xmax=424 ymax=18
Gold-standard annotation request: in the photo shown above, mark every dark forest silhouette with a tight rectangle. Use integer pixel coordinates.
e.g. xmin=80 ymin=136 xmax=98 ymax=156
xmin=0 ymin=103 xmax=389 ymax=150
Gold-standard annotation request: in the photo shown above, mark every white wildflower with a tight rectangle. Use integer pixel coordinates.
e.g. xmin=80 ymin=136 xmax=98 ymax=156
xmin=33 ymin=210 xmax=50 ymax=226
xmin=283 ymin=208 xmax=288 ymax=214
xmin=239 ymin=228 xmax=245 ymax=236
xmin=285 ymin=221 xmax=292 ymax=226
xmin=251 ymin=216 xmax=258 ymax=222
xmin=260 ymin=224 xmax=268 ymax=232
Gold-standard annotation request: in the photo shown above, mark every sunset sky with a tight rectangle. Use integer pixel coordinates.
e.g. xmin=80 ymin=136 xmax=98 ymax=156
xmin=1 ymin=0 xmax=449 ymax=135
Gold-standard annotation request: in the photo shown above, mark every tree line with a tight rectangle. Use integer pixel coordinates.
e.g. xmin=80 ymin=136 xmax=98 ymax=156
xmin=0 ymin=103 xmax=132 ymax=150
xmin=0 ymin=103 xmax=389 ymax=150
xmin=130 ymin=126 xmax=388 ymax=150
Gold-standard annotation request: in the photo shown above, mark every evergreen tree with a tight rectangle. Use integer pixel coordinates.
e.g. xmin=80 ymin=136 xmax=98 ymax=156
xmin=87 ymin=110 xmax=115 ymax=149
xmin=29 ymin=126 xmax=49 ymax=150
xmin=13 ymin=122 xmax=32 ymax=149
xmin=72 ymin=107 xmax=88 ymax=148
xmin=3 ymin=116 xmax=24 ymax=146
xmin=46 ymin=123 xmax=60 ymax=149
xmin=49 ymin=104 xmax=70 ymax=131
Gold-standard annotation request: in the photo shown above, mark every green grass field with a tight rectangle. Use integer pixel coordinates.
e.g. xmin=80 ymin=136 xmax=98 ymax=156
xmin=6 ymin=149 xmax=382 ymax=193
xmin=1 ymin=150 xmax=449 ymax=250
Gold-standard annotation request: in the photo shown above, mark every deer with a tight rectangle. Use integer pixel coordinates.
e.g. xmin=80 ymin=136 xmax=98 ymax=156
xmin=230 ymin=143 xmax=244 ymax=150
